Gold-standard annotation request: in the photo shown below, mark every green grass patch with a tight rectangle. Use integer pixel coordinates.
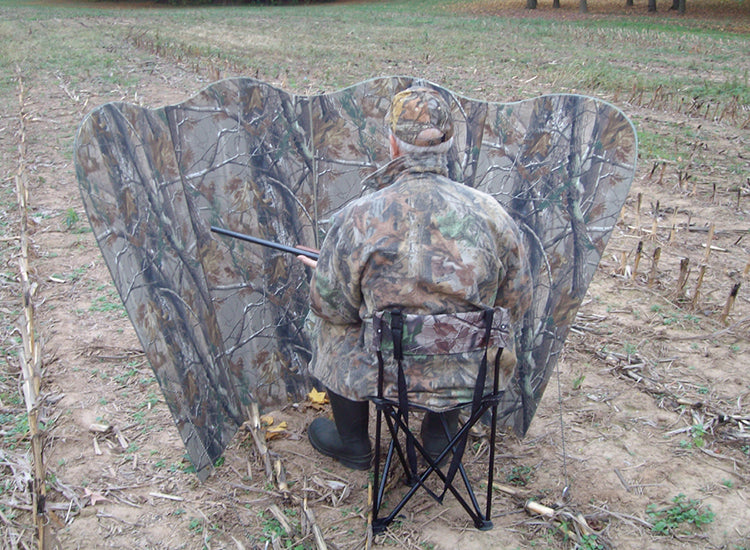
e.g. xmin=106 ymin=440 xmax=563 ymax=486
xmin=0 ymin=412 xmax=29 ymax=449
xmin=89 ymin=291 xmax=125 ymax=315
xmin=506 ymin=464 xmax=533 ymax=486
xmin=647 ymin=493 xmax=715 ymax=535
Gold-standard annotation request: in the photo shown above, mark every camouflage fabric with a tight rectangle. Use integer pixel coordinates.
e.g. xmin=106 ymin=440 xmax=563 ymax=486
xmin=389 ymin=87 xmax=454 ymax=146
xmin=307 ymin=151 xmax=531 ymax=410
xmin=370 ymin=308 xmax=512 ymax=356
xmin=74 ymin=77 xmax=637 ymax=478
xmin=366 ymin=308 xmax=513 ymax=409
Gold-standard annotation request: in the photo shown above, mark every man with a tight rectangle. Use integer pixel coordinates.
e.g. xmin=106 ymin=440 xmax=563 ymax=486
xmin=299 ymin=87 xmax=531 ymax=470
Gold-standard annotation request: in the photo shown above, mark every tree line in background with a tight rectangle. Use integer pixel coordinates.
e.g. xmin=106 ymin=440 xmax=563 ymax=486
xmin=145 ymin=0 xmax=692 ymax=12
xmin=526 ymin=0 xmax=688 ymax=12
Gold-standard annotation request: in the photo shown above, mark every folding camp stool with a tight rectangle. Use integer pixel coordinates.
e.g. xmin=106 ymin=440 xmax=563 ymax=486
xmin=368 ymin=307 xmax=511 ymax=534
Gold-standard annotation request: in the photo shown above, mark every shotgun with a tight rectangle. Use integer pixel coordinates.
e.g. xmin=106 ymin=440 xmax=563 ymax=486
xmin=210 ymin=226 xmax=320 ymax=261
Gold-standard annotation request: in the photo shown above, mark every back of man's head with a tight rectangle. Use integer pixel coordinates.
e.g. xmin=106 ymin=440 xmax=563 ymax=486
xmin=388 ymin=87 xmax=454 ymax=148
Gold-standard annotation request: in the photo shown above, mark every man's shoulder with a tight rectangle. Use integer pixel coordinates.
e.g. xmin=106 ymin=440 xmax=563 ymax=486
xmin=437 ymin=178 xmax=513 ymax=216
xmin=339 ymin=171 xmax=513 ymax=222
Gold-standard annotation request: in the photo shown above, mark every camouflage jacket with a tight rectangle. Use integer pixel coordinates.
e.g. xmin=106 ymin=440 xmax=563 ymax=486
xmin=307 ymin=152 xmax=532 ymax=410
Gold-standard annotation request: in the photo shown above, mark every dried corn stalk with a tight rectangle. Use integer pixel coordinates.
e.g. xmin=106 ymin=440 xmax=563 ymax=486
xmin=14 ymin=70 xmax=49 ymax=550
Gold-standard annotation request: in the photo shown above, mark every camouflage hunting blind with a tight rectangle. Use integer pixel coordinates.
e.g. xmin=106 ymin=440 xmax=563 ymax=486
xmin=74 ymin=77 xmax=637 ymax=480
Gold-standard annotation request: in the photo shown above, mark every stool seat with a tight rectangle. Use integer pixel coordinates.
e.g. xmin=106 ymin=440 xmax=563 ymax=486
xmin=368 ymin=307 xmax=510 ymax=533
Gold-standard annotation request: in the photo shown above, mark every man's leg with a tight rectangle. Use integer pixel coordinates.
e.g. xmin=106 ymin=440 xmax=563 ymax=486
xmin=420 ymin=410 xmax=460 ymax=464
xmin=308 ymin=389 xmax=372 ymax=470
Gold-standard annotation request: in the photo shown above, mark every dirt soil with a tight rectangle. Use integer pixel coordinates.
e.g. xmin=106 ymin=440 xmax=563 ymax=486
xmin=2 ymin=6 xmax=749 ymax=550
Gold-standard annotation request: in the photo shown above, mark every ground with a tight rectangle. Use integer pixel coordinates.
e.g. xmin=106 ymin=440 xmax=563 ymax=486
xmin=1 ymin=2 xmax=749 ymax=549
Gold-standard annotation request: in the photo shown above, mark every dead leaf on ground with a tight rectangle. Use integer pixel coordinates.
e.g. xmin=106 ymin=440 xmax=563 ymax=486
xmin=260 ymin=414 xmax=274 ymax=427
xmin=265 ymin=421 xmax=289 ymax=441
xmin=83 ymin=488 xmax=111 ymax=506
xmin=307 ymin=388 xmax=328 ymax=410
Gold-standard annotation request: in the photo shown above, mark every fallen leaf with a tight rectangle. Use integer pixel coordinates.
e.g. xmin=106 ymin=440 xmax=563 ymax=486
xmin=265 ymin=421 xmax=288 ymax=440
xmin=307 ymin=388 xmax=328 ymax=409
xmin=83 ymin=487 xmax=111 ymax=506
xmin=260 ymin=414 xmax=274 ymax=427
xmin=324 ymin=479 xmax=347 ymax=491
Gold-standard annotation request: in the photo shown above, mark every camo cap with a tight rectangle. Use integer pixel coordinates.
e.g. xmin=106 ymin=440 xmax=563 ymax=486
xmin=388 ymin=87 xmax=454 ymax=147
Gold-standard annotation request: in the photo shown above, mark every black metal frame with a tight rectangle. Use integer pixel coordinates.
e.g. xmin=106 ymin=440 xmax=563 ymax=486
xmin=369 ymin=309 xmax=504 ymax=534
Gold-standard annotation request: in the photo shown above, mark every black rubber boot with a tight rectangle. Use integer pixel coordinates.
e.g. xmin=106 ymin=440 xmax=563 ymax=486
xmin=308 ymin=389 xmax=372 ymax=470
xmin=420 ymin=410 xmax=460 ymax=464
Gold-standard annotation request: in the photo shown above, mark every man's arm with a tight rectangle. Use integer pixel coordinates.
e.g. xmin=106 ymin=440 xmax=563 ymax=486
xmin=308 ymin=214 xmax=363 ymax=326
xmin=493 ymin=214 xmax=533 ymax=323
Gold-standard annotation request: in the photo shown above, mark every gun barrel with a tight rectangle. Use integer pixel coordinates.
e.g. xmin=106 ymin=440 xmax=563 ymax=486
xmin=210 ymin=226 xmax=320 ymax=261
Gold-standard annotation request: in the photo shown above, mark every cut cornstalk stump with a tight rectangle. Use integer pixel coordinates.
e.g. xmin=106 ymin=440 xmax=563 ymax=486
xmin=650 ymin=200 xmax=659 ymax=241
xmin=657 ymin=163 xmax=667 ymax=185
xmin=720 ymin=283 xmax=741 ymax=325
xmin=648 ymin=247 xmax=661 ymax=287
xmin=674 ymin=258 xmax=691 ymax=300
xmin=691 ymin=264 xmax=707 ymax=309
xmin=635 ymin=192 xmax=642 ymax=234
xmin=618 ymin=250 xmax=627 ymax=276
xmin=632 ymin=241 xmax=643 ymax=280
xmin=274 ymin=458 xmax=289 ymax=494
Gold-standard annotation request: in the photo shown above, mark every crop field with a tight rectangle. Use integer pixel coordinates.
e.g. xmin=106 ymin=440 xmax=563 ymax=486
xmin=0 ymin=0 xmax=748 ymax=548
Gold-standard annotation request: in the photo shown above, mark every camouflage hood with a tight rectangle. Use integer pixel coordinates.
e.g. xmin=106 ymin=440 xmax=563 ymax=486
xmin=362 ymin=152 xmax=450 ymax=191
